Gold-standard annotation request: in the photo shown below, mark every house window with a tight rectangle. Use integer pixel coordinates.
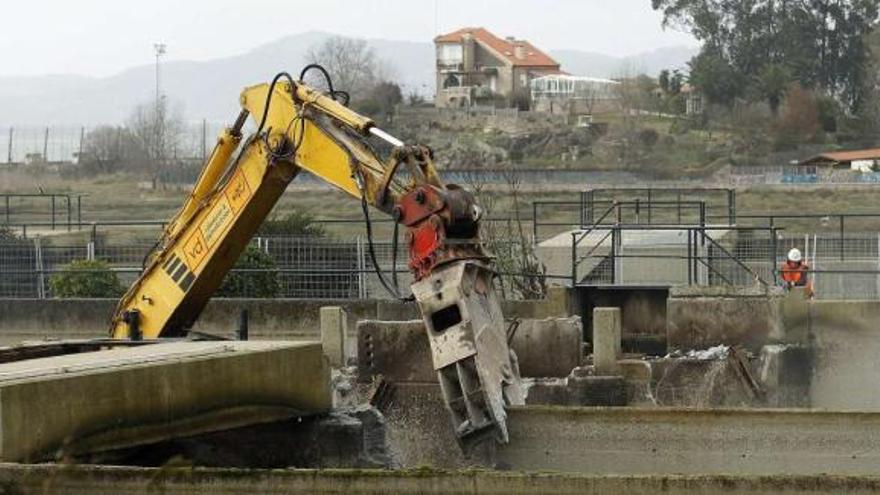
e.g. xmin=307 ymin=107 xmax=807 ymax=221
xmin=438 ymin=44 xmax=463 ymax=65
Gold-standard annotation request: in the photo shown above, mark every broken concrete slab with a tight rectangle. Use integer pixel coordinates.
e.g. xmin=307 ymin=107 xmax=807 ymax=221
xmin=525 ymin=375 xmax=627 ymax=407
xmin=0 ymin=341 xmax=331 ymax=462
xmin=357 ymin=317 xmax=583 ymax=382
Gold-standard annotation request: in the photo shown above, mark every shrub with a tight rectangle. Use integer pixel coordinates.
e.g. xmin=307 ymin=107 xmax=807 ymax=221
xmin=0 ymin=226 xmax=17 ymax=241
xmin=257 ymin=210 xmax=325 ymax=237
xmin=216 ymin=245 xmax=279 ymax=298
xmin=50 ymin=260 xmax=124 ymax=298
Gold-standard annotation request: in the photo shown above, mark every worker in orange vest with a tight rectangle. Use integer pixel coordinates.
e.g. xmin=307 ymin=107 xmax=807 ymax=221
xmin=780 ymin=248 xmax=813 ymax=298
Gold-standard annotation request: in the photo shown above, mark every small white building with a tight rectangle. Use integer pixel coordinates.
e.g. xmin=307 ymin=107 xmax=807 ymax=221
xmin=530 ymin=75 xmax=620 ymax=116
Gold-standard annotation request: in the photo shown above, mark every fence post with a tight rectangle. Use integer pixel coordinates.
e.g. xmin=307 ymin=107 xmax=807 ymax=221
xmin=532 ymin=202 xmax=538 ymax=243
xmin=570 ymin=232 xmax=577 ymax=285
xmin=34 ymin=237 xmax=45 ymax=299
xmin=677 ymin=192 xmax=682 ymax=224
xmin=770 ymin=228 xmax=778 ymax=286
xmin=610 ymin=227 xmax=617 ymax=285
xmin=687 ymin=229 xmax=693 ymax=285
xmin=356 ymin=236 xmax=366 ymax=299
xmin=50 ymin=196 xmax=55 ymax=230
xmin=4 ymin=196 xmax=8 ymax=225
xmin=728 ymin=189 xmax=736 ymax=225
xmin=839 ymin=215 xmax=845 ymax=261
xmin=66 ymin=195 xmax=71 ymax=232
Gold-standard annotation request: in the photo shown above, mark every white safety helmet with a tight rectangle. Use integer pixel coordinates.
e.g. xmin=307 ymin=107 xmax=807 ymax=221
xmin=787 ymin=248 xmax=802 ymax=263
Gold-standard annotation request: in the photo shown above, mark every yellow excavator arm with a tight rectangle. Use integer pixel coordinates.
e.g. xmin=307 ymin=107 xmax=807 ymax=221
xmin=109 ymin=69 xmax=523 ymax=450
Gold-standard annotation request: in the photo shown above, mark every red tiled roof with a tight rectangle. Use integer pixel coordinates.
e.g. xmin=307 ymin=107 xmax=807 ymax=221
xmin=434 ymin=27 xmax=560 ymax=68
xmin=806 ymin=148 xmax=880 ymax=163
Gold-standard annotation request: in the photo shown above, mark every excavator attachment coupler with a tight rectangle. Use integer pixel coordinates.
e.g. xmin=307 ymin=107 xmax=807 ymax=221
xmin=411 ymin=260 xmax=524 ymax=452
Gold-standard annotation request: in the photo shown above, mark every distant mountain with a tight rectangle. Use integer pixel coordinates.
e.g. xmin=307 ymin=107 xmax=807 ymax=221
xmin=0 ymin=32 xmax=697 ymax=126
xmin=552 ymin=45 xmax=699 ymax=78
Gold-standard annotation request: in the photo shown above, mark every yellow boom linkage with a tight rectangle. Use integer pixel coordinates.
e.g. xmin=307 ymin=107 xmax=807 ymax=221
xmin=109 ymin=72 xmax=523 ymax=450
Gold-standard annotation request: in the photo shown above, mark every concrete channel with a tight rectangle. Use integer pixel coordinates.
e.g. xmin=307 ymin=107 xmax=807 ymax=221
xmin=1 ymin=463 xmax=879 ymax=494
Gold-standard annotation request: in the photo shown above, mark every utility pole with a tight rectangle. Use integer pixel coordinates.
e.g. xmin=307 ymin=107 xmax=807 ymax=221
xmin=6 ymin=127 xmax=12 ymax=164
xmin=42 ymin=127 xmax=49 ymax=163
xmin=153 ymin=43 xmax=166 ymax=106
xmin=153 ymin=43 xmax=167 ymax=189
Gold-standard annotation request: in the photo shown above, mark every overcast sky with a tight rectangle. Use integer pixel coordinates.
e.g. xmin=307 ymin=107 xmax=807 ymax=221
xmin=3 ymin=0 xmax=698 ymax=77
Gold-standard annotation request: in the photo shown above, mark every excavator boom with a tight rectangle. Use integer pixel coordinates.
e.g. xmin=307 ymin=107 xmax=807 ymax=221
xmin=109 ymin=70 xmax=523 ymax=449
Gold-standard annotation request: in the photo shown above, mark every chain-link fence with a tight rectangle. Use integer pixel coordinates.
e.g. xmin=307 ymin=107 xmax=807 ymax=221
xmin=0 ymin=122 xmax=226 ymax=165
xmin=0 ymin=234 xmax=550 ymax=300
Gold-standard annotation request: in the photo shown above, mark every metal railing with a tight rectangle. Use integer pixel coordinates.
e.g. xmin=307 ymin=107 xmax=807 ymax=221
xmin=1 ymin=193 xmax=86 ymax=232
xmin=569 ymin=224 xmax=778 ymax=288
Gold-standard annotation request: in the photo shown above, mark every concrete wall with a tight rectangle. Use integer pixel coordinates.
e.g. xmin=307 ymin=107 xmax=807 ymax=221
xmin=785 ymin=299 xmax=880 ymax=410
xmin=0 ymin=289 xmax=571 ymax=345
xmin=499 ymin=406 xmax=880 ymax=476
xmin=667 ymin=285 xmax=786 ymax=352
xmin=2 ymin=463 xmax=878 ymax=495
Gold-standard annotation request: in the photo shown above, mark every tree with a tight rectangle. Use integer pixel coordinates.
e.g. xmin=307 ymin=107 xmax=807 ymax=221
xmin=652 ymin=0 xmax=880 ymax=112
xmin=757 ymin=64 xmax=792 ymax=115
xmin=79 ymin=126 xmax=141 ymax=175
xmin=0 ymin=226 xmax=18 ymax=241
xmin=688 ymin=49 xmax=744 ymax=107
xmin=127 ymin=97 xmax=185 ymax=188
xmin=216 ymin=245 xmax=280 ymax=298
xmin=257 ymin=209 xmax=326 ymax=237
xmin=659 ymin=69 xmax=671 ymax=94
xmin=354 ymin=81 xmax=403 ymax=123
xmin=305 ymin=37 xmax=381 ymax=96
xmin=49 ymin=260 xmax=124 ymax=298
xmin=774 ymin=84 xmax=821 ymax=149
xmin=670 ymin=70 xmax=685 ymax=94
